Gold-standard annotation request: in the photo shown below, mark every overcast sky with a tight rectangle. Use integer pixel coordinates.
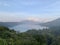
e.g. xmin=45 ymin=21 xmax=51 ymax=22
xmin=0 ymin=0 xmax=60 ymax=22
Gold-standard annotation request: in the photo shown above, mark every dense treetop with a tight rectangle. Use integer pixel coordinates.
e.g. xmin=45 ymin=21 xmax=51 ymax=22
xmin=0 ymin=26 xmax=60 ymax=45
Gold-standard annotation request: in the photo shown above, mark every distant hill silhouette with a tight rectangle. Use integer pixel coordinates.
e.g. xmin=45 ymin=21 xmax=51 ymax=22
xmin=0 ymin=22 xmax=20 ymax=27
xmin=41 ymin=18 xmax=60 ymax=27
xmin=0 ymin=18 xmax=60 ymax=28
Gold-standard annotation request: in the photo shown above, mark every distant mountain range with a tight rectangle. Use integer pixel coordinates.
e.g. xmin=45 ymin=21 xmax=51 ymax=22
xmin=41 ymin=18 xmax=60 ymax=27
xmin=0 ymin=20 xmax=41 ymax=27
xmin=19 ymin=20 xmax=41 ymax=25
xmin=0 ymin=18 xmax=60 ymax=28
xmin=0 ymin=22 xmax=20 ymax=27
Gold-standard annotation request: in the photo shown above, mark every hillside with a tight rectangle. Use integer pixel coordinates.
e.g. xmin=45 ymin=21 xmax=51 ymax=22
xmin=0 ymin=26 xmax=60 ymax=45
xmin=0 ymin=22 xmax=20 ymax=27
xmin=41 ymin=18 xmax=60 ymax=27
xmin=0 ymin=20 xmax=41 ymax=28
xmin=19 ymin=20 xmax=41 ymax=25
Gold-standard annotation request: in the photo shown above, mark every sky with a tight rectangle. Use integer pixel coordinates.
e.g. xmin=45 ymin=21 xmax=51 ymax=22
xmin=0 ymin=0 xmax=60 ymax=22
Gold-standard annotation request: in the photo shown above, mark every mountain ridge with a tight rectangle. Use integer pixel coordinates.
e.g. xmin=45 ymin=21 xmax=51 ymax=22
xmin=0 ymin=22 xmax=20 ymax=27
xmin=0 ymin=18 xmax=60 ymax=28
xmin=40 ymin=18 xmax=60 ymax=27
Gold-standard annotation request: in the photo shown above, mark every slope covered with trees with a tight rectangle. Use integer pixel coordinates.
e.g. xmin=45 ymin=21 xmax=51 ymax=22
xmin=0 ymin=26 xmax=60 ymax=45
xmin=41 ymin=18 xmax=60 ymax=27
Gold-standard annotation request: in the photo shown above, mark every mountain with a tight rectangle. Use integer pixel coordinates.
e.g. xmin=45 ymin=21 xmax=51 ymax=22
xmin=0 ymin=20 xmax=42 ymax=29
xmin=0 ymin=22 xmax=20 ymax=27
xmin=20 ymin=20 xmax=41 ymax=25
xmin=0 ymin=26 xmax=57 ymax=45
xmin=41 ymin=18 xmax=60 ymax=27
xmin=26 ymin=27 xmax=60 ymax=36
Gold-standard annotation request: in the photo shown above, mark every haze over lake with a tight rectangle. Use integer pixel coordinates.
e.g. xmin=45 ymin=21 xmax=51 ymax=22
xmin=11 ymin=23 xmax=48 ymax=32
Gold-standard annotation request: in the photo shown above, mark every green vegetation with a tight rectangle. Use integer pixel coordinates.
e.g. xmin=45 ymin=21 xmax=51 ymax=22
xmin=0 ymin=26 xmax=60 ymax=45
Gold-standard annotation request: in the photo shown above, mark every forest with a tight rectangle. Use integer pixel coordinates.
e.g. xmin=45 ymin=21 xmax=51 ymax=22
xmin=0 ymin=26 xmax=60 ymax=45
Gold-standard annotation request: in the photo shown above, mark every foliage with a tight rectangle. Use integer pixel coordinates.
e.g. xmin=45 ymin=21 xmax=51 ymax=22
xmin=0 ymin=26 xmax=60 ymax=45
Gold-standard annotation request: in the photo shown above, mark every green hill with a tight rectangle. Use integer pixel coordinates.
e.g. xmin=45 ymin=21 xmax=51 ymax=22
xmin=0 ymin=26 xmax=60 ymax=45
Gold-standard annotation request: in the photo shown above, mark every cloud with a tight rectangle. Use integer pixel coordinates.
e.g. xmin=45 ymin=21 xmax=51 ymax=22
xmin=27 ymin=17 xmax=40 ymax=22
xmin=0 ymin=11 xmax=60 ymax=22
xmin=0 ymin=12 xmax=22 ymax=22
xmin=26 ymin=17 xmax=51 ymax=22
xmin=0 ymin=12 xmax=49 ymax=22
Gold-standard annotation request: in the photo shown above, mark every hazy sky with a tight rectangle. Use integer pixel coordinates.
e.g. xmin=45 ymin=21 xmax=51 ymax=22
xmin=0 ymin=0 xmax=60 ymax=22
